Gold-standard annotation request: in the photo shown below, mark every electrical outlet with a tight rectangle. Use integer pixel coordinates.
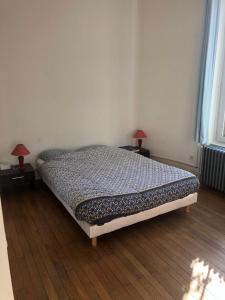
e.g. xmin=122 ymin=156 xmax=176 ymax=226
xmin=189 ymin=155 xmax=194 ymax=161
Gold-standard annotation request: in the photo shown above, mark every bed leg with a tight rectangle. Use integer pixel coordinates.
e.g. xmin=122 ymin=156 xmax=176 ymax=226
xmin=91 ymin=237 xmax=97 ymax=248
xmin=186 ymin=205 xmax=191 ymax=213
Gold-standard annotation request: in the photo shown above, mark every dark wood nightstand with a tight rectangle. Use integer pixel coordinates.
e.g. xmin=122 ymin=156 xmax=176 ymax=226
xmin=0 ymin=163 xmax=35 ymax=193
xmin=120 ymin=146 xmax=150 ymax=158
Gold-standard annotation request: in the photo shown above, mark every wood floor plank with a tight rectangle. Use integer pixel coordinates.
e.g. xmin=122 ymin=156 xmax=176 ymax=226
xmin=2 ymin=186 xmax=225 ymax=300
xmin=107 ymin=237 xmax=174 ymax=299
xmin=97 ymin=246 xmax=142 ymax=300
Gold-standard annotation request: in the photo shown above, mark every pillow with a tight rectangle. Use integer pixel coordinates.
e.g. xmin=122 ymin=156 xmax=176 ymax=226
xmin=38 ymin=149 xmax=72 ymax=161
xmin=75 ymin=145 xmax=105 ymax=152
xmin=38 ymin=145 xmax=105 ymax=161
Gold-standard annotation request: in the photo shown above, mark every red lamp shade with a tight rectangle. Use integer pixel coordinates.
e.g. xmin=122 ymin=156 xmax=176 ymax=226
xmin=133 ymin=130 xmax=147 ymax=139
xmin=11 ymin=144 xmax=30 ymax=173
xmin=133 ymin=130 xmax=147 ymax=149
xmin=11 ymin=144 xmax=30 ymax=156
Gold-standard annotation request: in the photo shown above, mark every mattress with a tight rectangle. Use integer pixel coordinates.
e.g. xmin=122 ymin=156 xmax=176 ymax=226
xmin=37 ymin=146 xmax=199 ymax=225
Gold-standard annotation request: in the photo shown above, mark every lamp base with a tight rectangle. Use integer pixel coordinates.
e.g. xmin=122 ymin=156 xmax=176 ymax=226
xmin=18 ymin=156 xmax=24 ymax=174
xmin=138 ymin=139 xmax=142 ymax=150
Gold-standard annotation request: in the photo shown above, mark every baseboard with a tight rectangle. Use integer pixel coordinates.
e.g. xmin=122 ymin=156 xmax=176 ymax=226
xmin=152 ymin=155 xmax=200 ymax=177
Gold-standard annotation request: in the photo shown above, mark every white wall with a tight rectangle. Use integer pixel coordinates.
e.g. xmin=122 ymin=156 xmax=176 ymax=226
xmin=0 ymin=0 xmax=206 ymax=167
xmin=0 ymin=0 xmax=138 ymax=164
xmin=137 ymin=0 xmax=205 ymax=166
xmin=0 ymin=199 xmax=14 ymax=300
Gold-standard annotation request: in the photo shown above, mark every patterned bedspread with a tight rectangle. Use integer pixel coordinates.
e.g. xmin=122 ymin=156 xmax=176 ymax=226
xmin=38 ymin=146 xmax=199 ymax=225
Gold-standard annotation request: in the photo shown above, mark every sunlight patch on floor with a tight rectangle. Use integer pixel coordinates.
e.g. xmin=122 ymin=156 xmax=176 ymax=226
xmin=183 ymin=258 xmax=225 ymax=300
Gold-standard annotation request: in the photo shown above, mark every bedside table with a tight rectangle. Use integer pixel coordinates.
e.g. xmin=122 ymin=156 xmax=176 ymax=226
xmin=120 ymin=146 xmax=150 ymax=158
xmin=0 ymin=164 xmax=35 ymax=193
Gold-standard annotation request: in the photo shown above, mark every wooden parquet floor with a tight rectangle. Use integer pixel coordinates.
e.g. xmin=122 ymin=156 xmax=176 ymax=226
xmin=2 ymin=185 xmax=225 ymax=300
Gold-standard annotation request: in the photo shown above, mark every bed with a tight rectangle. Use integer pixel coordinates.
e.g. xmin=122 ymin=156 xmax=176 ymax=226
xmin=37 ymin=145 xmax=199 ymax=247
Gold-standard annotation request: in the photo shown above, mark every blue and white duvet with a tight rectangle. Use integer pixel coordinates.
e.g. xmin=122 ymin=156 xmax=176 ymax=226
xmin=38 ymin=146 xmax=199 ymax=225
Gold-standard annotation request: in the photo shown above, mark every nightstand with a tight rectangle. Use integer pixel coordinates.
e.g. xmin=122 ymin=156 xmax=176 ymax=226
xmin=0 ymin=163 xmax=35 ymax=193
xmin=120 ymin=146 xmax=150 ymax=158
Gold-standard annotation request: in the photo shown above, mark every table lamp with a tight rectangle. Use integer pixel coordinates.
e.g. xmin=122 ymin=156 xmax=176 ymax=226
xmin=133 ymin=130 xmax=147 ymax=149
xmin=11 ymin=144 xmax=30 ymax=173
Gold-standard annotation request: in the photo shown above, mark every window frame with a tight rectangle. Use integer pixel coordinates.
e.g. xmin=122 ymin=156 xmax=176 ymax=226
xmin=213 ymin=0 xmax=225 ymax=144
xmin=216 ymin=60 xmax=225 ymax=143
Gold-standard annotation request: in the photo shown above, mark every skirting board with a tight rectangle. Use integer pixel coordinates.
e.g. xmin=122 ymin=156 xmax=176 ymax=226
xmin=42 ymin=175 xmax=197 ymax=239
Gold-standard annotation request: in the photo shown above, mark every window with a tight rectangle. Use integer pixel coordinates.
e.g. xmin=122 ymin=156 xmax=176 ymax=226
xmin=216 ymin=74 xmax=225 ymax=142
xmin=216 ymin=34 xmax=225 ymax=143
xmin=211 ymin=0 xmax=225 ymax=144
